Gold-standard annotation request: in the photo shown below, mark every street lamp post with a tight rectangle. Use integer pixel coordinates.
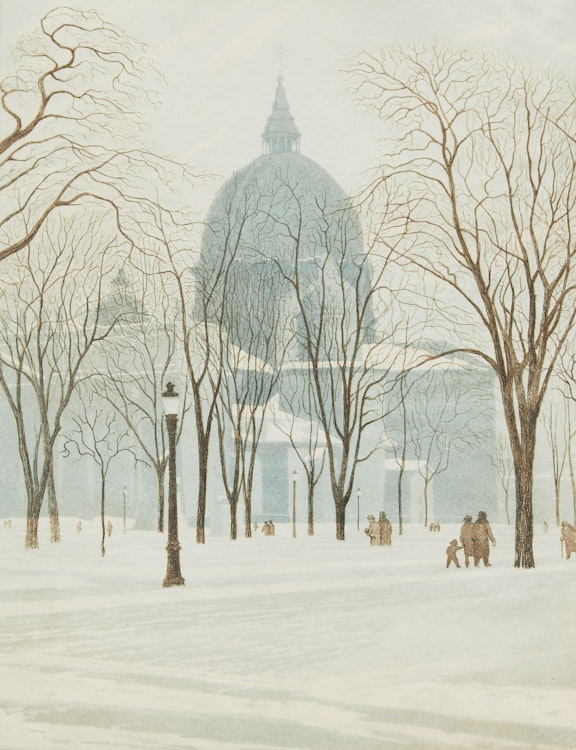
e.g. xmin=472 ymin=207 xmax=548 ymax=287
xmin=357 ymin=487 xmax=362 ymax=531
xmin=122 ymin=485 xmax=127 ymax=534
xmin=292 ymin=469 xmax=298 ymax=538
xmin=162 ymin=382 xmax=185 ymax=588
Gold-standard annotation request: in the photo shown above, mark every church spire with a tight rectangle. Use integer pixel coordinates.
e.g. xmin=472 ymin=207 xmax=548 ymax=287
xmin=261 ymin=75 xmax=301 ymax=154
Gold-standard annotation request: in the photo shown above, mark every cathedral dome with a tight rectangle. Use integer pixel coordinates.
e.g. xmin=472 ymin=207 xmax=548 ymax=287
xmin=197 ymin=76 xmax=372 ymax=360
xmin=203 ymin=149 xmax=364 ymax=267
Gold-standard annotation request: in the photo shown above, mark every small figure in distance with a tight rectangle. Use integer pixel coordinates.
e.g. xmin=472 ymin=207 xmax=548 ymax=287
xmin=543 ymin=521 xmax=549 ymax=533
xmin=76 ymin=520 xmax=83 ymax=534
xmin=253 ymin=521 xmax=259 ymax=532
xmin=106 ymin=520 xmax=113 ymax=537
xmin=446 ymin=539 xmax=462 ymax=568
xmin=364 ymin=515 xmax=379 ymax=546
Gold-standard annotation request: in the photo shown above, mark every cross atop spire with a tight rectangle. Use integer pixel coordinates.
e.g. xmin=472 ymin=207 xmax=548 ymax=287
xmin=276 ymin=42 xmax=286 ymax=74
xmin=261 ymin=75 xmax=301 ymax=154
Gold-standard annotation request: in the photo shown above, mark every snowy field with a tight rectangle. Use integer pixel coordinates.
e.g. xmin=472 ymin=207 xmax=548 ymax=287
xmin=1 ymin=517 xmax=575 ymax=750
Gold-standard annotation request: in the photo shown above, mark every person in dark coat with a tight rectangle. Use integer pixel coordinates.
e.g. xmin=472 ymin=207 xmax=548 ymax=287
xmin=378 ymin=511 xmax=392 ymax=546
xmin=459 ymin=515 xmax=474 ymax=568
xmin=364 ymin=515 xmax=380 ymax=546
xmin=446 ymin=539 xmax=462 ymax=568
xmin=472 ymin=511 xmax=496 ymax=567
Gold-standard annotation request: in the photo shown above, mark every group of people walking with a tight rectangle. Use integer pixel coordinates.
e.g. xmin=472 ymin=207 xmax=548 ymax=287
xmin=364 ymin=512 xmax=392 ymax=546
xmin=447 ymin=511 xmax=496 ymax=568
xmin=261 ymin=520 xmax=276 ymax=536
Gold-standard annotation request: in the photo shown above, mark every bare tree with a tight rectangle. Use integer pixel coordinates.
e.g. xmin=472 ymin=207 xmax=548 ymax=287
xmin=274 ymin=196 xmax=405 ymax=540
xmin=554 ymin=348 xmax=576 ymax=524
xmin=272 ymin=378 xmax=327 ymax=537
xmin=567 ymin=406 xmax=576 ymax=527
xmin=94 ymin=268 xmax=189 ymax=532
xmin=407 ymin=364 xmax=491 ymax=527
xmin=492 ymin=433 xmax=514 ymax=525
xmin=348 ymin=46 xmax=576 ymax=566
xmin=211 ymin=263 xmax=286 ymax=539
xmin=543 ymin=400 xmax=568 ymax=526
xmin=0 ymin=6 xmax=195 ymax=266
xmin=62 ymin=389 xmax=140 ymax=556
xmin=0 ymin=210 xmax=121 ymax=548
xmin=147 ymin=211 xmax=221 ymax=545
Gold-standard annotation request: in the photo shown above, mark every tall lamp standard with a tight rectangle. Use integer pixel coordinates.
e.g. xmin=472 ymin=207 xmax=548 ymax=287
xmin=162 ymin=382 xmax=185 ymax=588
xmin=292 ymin=469 xmax=298 ymax=538
xmin=357 ymin=487 xmax=362 ymax=531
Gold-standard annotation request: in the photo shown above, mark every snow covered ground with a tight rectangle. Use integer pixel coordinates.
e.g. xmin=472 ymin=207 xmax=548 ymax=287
xmin=1 ymin=517 xmax=575 ymax=750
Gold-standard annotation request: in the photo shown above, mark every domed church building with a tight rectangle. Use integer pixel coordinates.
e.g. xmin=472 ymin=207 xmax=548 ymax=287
xmin=194 ymin=76 xmax=499 ymax=531
xmin=198 ymin=74 xmax=374 ymax=363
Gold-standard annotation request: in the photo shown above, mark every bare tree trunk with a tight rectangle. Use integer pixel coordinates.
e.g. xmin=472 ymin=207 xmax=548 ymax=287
xmin=157 ymin=468 xmax=165 ymax=533
xmin=25 ymin=512 xmax=40 ymax=549
xmin=100 ymin=471 xmax=106 ymax=557
xmin=47 ymin=468 xmax=61 ymax=543
xmin=307 ymin=485 xmax=315 ymax=536
xmin=229 ymin=498 xmax=238 ymax=540
xmin=335 ymin=502 xmax=346 ymax=541
xmin=514 ymin=476 xmax=535 ymax=568
xmin=512 ymin=434 xmax=536 ymax=568
xmin=244 ymin=496 xmax=252 ymax=538
xmin=396 ymin=463 xmax=405 ymax=536
xmin=196 ymin=439 xmax=208 ymax=544
xmin=423 ymin=479 xmax=431 ymax=528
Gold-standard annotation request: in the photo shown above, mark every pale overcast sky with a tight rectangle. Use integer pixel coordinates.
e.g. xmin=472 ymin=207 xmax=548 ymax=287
xmin=1 ymin=0 xmax=575 ymax=203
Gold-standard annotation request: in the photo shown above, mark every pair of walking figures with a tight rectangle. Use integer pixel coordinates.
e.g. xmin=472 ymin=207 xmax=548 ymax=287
xmin=446 ymin=511 xmax=496 ymax=568
xmin=364 ymin=512 xmax=392 ymax=546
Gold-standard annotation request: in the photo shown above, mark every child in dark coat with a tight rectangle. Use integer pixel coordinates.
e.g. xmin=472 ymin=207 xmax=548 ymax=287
xmin=446 ymin=539 xmax=462 ymax=568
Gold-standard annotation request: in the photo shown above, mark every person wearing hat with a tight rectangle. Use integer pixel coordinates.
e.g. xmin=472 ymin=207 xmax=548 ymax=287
xmin=378 ymin=511 xmax=392 ymax=546
xmin=472 ymin=511 xmax=496 ymax=567
xmin=364 ymin=515 xmax=380 ymax=546
xmin=459 ymin=515 xmax=475 ymax=568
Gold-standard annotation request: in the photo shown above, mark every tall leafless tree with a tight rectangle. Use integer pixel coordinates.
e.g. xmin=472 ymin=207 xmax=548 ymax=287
xmin=212 ymin=263 xmax=287 ymax=539
xmin=271 ymin=377 xmax=327 ymax=537
xmin=555 ymin=347 xmax=576 ymax=524
xmin=348 ymin=46 xmax=576 ymax=566
xmin=63 ymin=388 xmax=140 ymax=556
xmin=0 ymin=210 xmax=121 ymax=548
xmin=492 ymin=433 xmax=514 ymax=525
xmin=93 ymin=268 xmax=189 ymax=533
xmin=269 ymin=192 xmax=406 ymax=540
xmin=543 ymin=400 xmax=568 ymax=526
xmin=406 ymin=363 xmax=492 ymax=526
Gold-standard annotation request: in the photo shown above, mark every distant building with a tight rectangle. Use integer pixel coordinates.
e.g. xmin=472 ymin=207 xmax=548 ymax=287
xmin=195 ymin=76 xmax=499 ymax=527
